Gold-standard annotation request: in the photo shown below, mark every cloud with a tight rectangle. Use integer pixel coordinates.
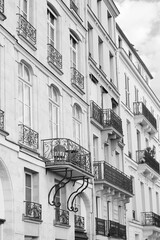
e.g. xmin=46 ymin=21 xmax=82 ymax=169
xmin=115 ymin=0 xmax=160 ymax=97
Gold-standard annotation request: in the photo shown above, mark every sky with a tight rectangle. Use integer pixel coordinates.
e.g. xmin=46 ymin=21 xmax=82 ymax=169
xmin=114 ymin=0 xmax=160 ymax=98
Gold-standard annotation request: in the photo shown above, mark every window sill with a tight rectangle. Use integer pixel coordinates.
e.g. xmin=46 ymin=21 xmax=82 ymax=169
xmin=17 ymin=34 xmax=37 ymax=51
xmin=71 ymin=83 xmax=85 ymax=95
xmin=23 ymin=215 xmax=43 ymax=224
xmin=48 ymin=61 xmax=63 ymax=76
xmin=0 ymin=128 xmax=9 ymax=138
xmin=54 ymin=222 xmax=71 ymax=229
xmin=0 ymin=12 xmax=6 ymax=21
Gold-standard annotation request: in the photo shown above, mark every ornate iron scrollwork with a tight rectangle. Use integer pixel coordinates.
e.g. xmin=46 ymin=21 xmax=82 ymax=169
xmin=67 ymin=177 xmax=89 ymax=212
xmin=48 ymin=169 xmax=72 ymax=207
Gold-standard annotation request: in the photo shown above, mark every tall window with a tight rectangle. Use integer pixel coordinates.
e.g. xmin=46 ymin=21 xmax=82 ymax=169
xmin=125 ymin=74 xmax=130 ymax=108
xmin=141 ymin=182 xmax=145 ymax=212
xmin=55 ymin=180 xmax=66 ymax=209
xmin=149 ymin=187 xmax=153 ymax=211
xmin=18 ymin=62 xmax=31 ymax=127
xmin=93 ymin=135 xmax=98 ymax=161
xmin=70 ymin=34 xmax=77 ymax=69
xmin=47 ymin=8 xmax=57 ymax=47
xmin=134 ymin=86 xmax=139 ymax=102
xmin=97 ymin=0 xmax=101 ymax=21
xmin=25 ymin=172 xmax=32 ymax=202
xmin=156 ymin=192 xmax=159 ymax=214
xmin=136 ymin=130 xmax=141 ymax=151
xmin=88 ymin=23 xmax=93 ymax=56
xmin=109 ymin=52 xmax=114 ymax=82
xmin=132 ymin=176 xmax=137 ymax=220
xmin=17 ymin=0 xmax=34 ymax=23
xmin=98 ymin=37 xmax=103 ymax=68
xmin=73 ymin=104 xmax=82 ymax=144
xmin=107 ymin=11 xmax=112 ymax=37
xmin=127 ymin=120 xmax=132 ymax=157
xmin=49 ymin=86 xmax=59 ymax=138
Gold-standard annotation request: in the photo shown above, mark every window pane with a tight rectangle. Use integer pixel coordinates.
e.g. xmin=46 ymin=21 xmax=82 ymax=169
xmin=19 ymin=102 xmax=23 ymax=123
xmin=50 ymin=27 xmax=55 ymax=44
xmin=49 ymin=102 xmax=52 ymax=121
xmin=26 ymin=188 xmax=31 ymax=201
xmin=25 ymin=105 xmax=31 ymax=126
xmin=18 ymin=81 xmax=23 ymax=101
xmin=25 ymin=85 xmax=30 ymax=106
xmin=24 ymin=66 xmax=30 ymax=82
xmin=26 ymin=173 xmax=31 ymax=187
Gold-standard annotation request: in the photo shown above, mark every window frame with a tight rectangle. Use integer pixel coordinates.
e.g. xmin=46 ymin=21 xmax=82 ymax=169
xmin=25 ymin=172 xmax=33 ymax=202
xmin=47 ymin=7 xmax=57 ymax=47
xmin=73 ymin=104 xmax=82 ymax=144
xmin=125 ymin=73 xmax=130 ymax=109
xmin=70 ymin=33 xmax=78 ymax=69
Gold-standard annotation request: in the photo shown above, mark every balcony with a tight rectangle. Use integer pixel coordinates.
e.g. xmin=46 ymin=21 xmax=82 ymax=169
xmin=75 ymin=215 xmax=85 ymax=230
xmin=142 ymin=212 xmax=160 ymax=239
xmin=90 ymin=101 xmax=123 ymax=138
xmin=136 ymin=150 xmax=159 ymax=181
xmin=17 ymin=14 xmax=36 ymax=46
xmin=23 ymin=201 xmax=42 ymax=222
xmin=55 ymin=208 xmax=69 ymax=226
xmin=71 ymin=67 xmax=84 ymax=91
xmin=94 ymin=161 xmax=133 ymax=197
xmin=70 ymin=0 xmax=78 ymax=13
xmin=96 ymin=218 xmax=126 ymax=239
xmin=133 ymin=102 xmax=157 ymax=135
xmin=47 ymin=44 xmax=62 ymax=70
xmin=19 ymin=124 xmax=39 ymax=150
xmin=0 ymin=0 xmax=6 ymax=21
xmin=42 ymin=138 xmax=92 ymax=178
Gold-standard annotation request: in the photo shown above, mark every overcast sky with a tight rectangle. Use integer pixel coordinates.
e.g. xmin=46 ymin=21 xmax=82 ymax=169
xmin=114 ymin=0 xmax=160 ymax=98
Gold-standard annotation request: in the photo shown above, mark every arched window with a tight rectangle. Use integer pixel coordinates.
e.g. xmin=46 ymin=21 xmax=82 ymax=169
xmin=49 ymin=85 xmax=60 ymax=138
xmin=18 ymin=62 xmax=32 ymax=127
xmin=73 ymin=104 xmax=82 ymax=144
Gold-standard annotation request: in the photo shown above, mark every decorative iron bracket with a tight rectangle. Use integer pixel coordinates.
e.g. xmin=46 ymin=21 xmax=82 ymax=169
xmin=67 ymin=177 xmax=89 ymax=212
xmin=48 ymin=169 xmax=72 ymax=207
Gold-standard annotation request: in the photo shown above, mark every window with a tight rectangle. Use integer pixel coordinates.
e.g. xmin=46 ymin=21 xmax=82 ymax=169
xmin=156 ymin=192 xmax=159 ymax=214
xmin=132 ymin=176 xmax=137 ymax=220
xmin=47 ymin=8 xmax=57 ymax=47
xmin=141 ymin=182 xmax=145 ymax=212
xmin=17 ymin=0 xmax=34 ymax=23
xmin=96 ymin=196 xmax=101 ymax=218
xmin=107 ymin=11 xmax=112 ymax=37
xmin=73 ymin=104 xmax=82 ymax=144
xmin=93 ymin=135 xmax=98 ymax=161
xmin=149 ymin=187 xmax=153 ymax=211
xmin=70 ymin=34 xmax=77 ymax=69
xmin=25 ymin=172 xmax=32 ymax=202
xmin=97 ymin=0 xmax=101 ymax=21
xmin=134 ymin=86 xmax=139 ymax=102
xmin=88 ymin=23 xmax=93 ymax=56
xmin=136 ymin=130 xmax=141 ymax=151
xmin=109 ymin=52 xmax=114 ymax=82
xmin=98 ymin=37 xmax=103 ymax=68
xmin=49 ymin=85 xmax=60 ymax=138
xmin=18 ymin=62 xmax=31 ymax=127
xmin=125 ymin=74 xmax=130 ymax=108
xmin=127 ymin=120 xmax=132 ymax=157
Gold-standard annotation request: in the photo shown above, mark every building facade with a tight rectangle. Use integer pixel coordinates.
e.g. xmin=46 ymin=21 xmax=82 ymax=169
xmin=0 ymin=0 xmax=160 ymax=240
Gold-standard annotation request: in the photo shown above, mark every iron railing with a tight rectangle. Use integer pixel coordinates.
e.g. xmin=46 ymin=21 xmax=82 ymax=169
xmin=75 ymin=215 xmax=85 ymax=229
xmin=94 ymin=161 xmax=133 ymax=194
xmin=96 ymin=218 xmax=126 ymax=239
xmin=71 ymin=67 xmax=84 ymax=90
xmin=55 ymin=208 xmax=69 ymax=226
xmin=17 ymin=14 xmax=36 ymax=45
xmin=24 ymin=201 xmax=42 ymax=221
xmin=0 ymin=110 xmax=4 ymax=130
xmin=133 ymin=102 xmax=157 ymax=130
xmin=0 ymin=0 xmax=4 ymax=13
xmin=42 ymin=138 xmax=92 ymax=174
xmin=136 ymin=150 xmax=159 ymax=174
xmin=70 ymin=0 xmax=78 ymax=13
xmin=47 ymin=44 xmax=62 ymax=69
xmin=19 ymin=124 xmax=39 ymax=150
xmin=90 ymin=101 xmax=123 ymax=135
xmin=142 ymin=212 xmax=160 ymax=227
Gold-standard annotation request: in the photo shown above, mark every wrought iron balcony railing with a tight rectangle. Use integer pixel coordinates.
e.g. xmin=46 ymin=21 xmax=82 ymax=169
xmin=94 ymin=161 xmax=133 ymax=194
xmin=0 ymin=0 xmax=4 ymax=13
xmin=75 ymin=215 xmax=85 ymax=229
xmin=47 ymin=44 xmax=62 ymax=70
xmin=96 ymin=218 xmax=126 ymax=239
xmin=133 ymin=102 xmax=157 ymax=130
xmin=90 ymin=101 xmax=123 ymax=135
xmin=24 ymin=201 xmax=42 ymax=221
xmin=142 ymin=212 xmax=160 ymax=227
xmin=70 ymin=0 xmax=78 ymax=13
xmin=19 ymin=124 xmax=39 ymax=150
xmin=55 ymin=208 xmax=69 ymax=226
xmin=42 ymin=138 xmax=91 ymax=174
xmin=0 ymin=110 xmax=4 ymax=130
xmin=17 ymin=14 xmax=36 ymax=45
xmin=137 ymin=150 xmax=159 ymax=174
xmin=71 ymin=67 xmax=84 ymax=90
